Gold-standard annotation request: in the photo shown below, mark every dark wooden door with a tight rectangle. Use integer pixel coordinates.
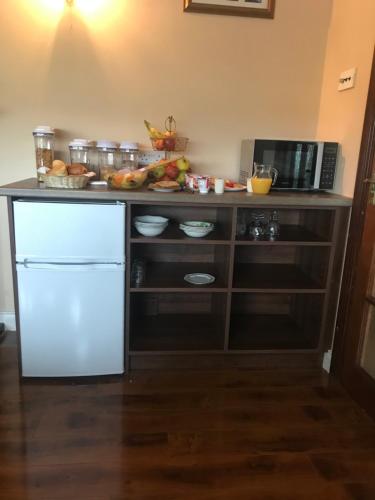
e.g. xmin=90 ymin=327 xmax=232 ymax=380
xmin=338 ymin=49 xmax=375 ymax=418
xmin=342 ymin=183 xmax=375 ymax=417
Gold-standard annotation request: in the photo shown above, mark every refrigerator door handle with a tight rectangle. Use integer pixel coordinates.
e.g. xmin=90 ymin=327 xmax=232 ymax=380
xmin=18 ymin=260 xmax=124 ymax=271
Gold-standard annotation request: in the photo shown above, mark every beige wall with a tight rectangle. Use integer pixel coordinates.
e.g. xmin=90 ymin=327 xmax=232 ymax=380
xmin=316 ymin=0 xmax=375 ymax=197
xmin=0 ymin=0 xmax=334 ymax=313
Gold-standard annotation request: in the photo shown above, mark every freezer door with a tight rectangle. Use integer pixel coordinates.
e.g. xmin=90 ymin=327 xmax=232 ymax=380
xmin=13 ymin=201 xmax=125 ymax=262
xmin=17 ymin=264 xmax=125 ymax=376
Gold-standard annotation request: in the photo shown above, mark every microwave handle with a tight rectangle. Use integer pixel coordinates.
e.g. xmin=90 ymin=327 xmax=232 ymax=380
xmin=314 ymin=142 xmax=324 ymax=189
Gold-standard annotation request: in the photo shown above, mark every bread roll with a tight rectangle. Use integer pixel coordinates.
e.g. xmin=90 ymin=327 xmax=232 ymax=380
xmin=68 ymin=163 xmax=88 ymax=176
xmin=48 ymin=160 xmax=67 ymax=176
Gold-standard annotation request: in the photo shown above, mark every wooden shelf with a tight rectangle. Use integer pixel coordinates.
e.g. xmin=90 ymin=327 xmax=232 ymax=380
xmin=229 ymin=314 xmax=318 ymax=350
xmin=131 ymin=224 xmax=230 ymax=244
xmin=130 ymin=263 xmax=228 ymax=292
xmin=235 ymin=225 xmax=332 ymax=246
xmin=232 ymin=264 xmax=325 ymax=291
xmin=126 ymin=201 xmax=349 ymax=361
xmin=130 ymin=314 xmax=225 ymax=352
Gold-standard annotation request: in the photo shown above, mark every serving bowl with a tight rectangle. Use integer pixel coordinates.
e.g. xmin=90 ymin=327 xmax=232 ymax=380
xmin=134 ymin=215 xmax=169 ymax=237
xmin=179 ymin=221 xmax=214 ymax=238
xmin=108 ymin=168 xmax=147 ymax=190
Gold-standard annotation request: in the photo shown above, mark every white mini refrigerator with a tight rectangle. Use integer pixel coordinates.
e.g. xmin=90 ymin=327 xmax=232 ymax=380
xmin=13 ymin=200 xmax=126 ymax=377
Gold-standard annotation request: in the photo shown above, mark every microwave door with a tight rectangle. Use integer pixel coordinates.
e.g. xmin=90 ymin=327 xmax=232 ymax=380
xmin=301 ymin=144 xmax=317 ymax=189
xmin=273 ymin=143 xmax=317 ymax=190
xmin=260 ymin=145 xmax=294 ymax=189
xmin=270 ymin=146 xmax=299 ymax=189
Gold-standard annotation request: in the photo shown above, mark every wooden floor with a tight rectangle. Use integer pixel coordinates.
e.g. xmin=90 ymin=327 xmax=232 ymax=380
xmin=1 ymin=341 xmax=375 ymax=499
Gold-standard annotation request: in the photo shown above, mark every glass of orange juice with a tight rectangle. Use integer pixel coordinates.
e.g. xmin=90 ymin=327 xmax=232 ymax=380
xmin=251 ymin=164 xmax=278 ymax=194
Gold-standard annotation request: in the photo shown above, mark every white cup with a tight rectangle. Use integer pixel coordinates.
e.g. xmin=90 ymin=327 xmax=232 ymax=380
xmin=214 ymin=178 xmax=224 ymax=194
xmin=246 ymin=178 xmax=253 ymax=193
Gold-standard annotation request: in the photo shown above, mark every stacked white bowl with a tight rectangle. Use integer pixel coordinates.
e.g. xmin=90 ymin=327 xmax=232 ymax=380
xmin=179 ymin=221 xmax=214 ymax=238
xmin=134 ymin=215 xmax=169 ymax=237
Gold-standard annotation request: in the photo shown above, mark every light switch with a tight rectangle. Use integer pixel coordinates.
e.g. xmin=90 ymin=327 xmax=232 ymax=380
xmin=338 ymin=68 xmax=357 ymax=91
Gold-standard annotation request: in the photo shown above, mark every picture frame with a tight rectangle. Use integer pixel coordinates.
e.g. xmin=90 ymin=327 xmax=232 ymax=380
xmin=183 ymin=0 xmax=275 ymax=19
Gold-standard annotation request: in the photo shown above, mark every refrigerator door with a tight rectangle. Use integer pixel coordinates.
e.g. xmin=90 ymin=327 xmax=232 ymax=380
xmin=13 ymin=201 xmax=125 ymax=263
xmin=17 ymin=263 xmax=125 ymax=376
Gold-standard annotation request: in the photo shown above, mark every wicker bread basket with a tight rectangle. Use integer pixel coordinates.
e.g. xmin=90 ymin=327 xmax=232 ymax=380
xmin=42 ymin=175 xmax=90 ymax=189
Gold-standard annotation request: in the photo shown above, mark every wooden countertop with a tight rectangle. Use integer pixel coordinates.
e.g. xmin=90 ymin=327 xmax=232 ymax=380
xmin=0 ymin=178 xmax=352 ymax=207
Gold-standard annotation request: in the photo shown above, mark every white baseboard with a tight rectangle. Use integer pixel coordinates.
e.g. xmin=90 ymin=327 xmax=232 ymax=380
xmin=0 ymin=312 xmax=16 ymax=331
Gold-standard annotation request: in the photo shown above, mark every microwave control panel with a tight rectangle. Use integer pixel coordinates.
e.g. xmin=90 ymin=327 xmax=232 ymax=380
xmin=319 ymin=142 xmax=338 ymax=190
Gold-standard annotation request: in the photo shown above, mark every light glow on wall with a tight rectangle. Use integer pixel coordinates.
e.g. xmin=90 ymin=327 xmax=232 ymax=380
xmin=74 ymin=0 xmax=124 ymax=30
xmin=23 ymin=0 xmax=124 ymax=30
xmin=39 ymin=0 xmax=65 ymax=14
xmin=75 ymin=0 xmax=107 ymax=17
xmin=23 ymin=0 xmax=65 ymax=26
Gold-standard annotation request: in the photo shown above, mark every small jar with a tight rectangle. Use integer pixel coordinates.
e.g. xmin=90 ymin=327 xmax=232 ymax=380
xmin=249 ymin=211 xmax=266 ymax=240
xmin=33 ymin=125 xmax=55 ymax=181
xmin=131 ymin=259 xmax=146 ymax=287
xmin=69 ymin=139 xmax=90 ymax=169
xmin=118 ymin=142 xmax=139 ymax=171
xmin=266 ymin=210 xmax=280 ymax=240
xmin=97 ymin=140 xmax=118 ymax=181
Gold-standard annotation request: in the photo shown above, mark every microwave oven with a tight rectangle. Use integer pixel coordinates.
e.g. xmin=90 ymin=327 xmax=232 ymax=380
xmin=240 ymin=139 xmax=338 ymax=190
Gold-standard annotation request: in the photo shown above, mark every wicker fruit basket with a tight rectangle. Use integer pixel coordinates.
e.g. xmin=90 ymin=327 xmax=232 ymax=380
xmin=42 ymin=175 xmax=90 ymax=189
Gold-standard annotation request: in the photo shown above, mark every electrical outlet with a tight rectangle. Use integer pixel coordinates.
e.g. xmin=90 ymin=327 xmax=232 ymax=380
xmin=138 ymin=151 xmax=166 ymax=166
xmin=338 ymin=67 xmax=357 ymax=91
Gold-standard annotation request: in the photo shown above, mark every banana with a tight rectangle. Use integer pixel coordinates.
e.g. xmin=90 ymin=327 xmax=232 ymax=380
xmin=144 ymin=120 xmax=165 ymax=139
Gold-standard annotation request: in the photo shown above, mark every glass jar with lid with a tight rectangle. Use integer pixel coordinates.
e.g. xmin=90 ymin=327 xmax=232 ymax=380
xmin=69 ymin=139 xmax=90 ymax=170
xmin=97 ymin=141 xmax=118 ymax=181
xmin=33 ymin=125 xmax=55 ymax=181
xmin=118 ymin=142 xmax=139 ymax=171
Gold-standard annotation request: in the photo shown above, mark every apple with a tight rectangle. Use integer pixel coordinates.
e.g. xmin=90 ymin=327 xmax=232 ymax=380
xmin=150 ymin=164 xmax=165 ymax=180
xmin=164 ymin=137 xmax=176 ymax=151
xmin=153 ymin=139 xmax=165 ymax=151
xmin=176 ymin=157 xmax=190 ymax=171
xmin=165 ymin=163 xmax=179 ymax=180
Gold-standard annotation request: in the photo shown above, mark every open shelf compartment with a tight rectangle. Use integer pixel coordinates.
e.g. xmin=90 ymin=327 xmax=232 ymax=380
xmin=236 ymin=208 xmax=334 ymax=243
xmin=129 ymin=293 xmax=227 ymax=352
xmin=131 ymin=204 xmax=233 ymax=242
xmin=229 ymin=293 xmax=324 ymax=350
xmin=130 ymin=243 xmax=230 ymax=290
xmin=233 ymin=245 xmax=330 ymax=290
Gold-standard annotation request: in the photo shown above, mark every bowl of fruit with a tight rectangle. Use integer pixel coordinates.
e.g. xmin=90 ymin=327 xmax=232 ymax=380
xmin=107 ymin=168 xmax=148 ymax=190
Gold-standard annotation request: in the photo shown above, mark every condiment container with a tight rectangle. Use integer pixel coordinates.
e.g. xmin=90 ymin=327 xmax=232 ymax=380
xmin=69 ymin=139 xmax=90 ymax=169
xmin=97 ymin=140 xmax=118 ymax=181
xmin=118 ymin=142 xmax=139 ymax=171
xmin=33 ymin=125 xmax=55 ymax=181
